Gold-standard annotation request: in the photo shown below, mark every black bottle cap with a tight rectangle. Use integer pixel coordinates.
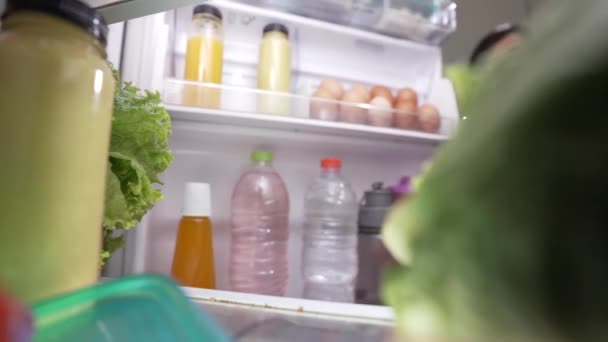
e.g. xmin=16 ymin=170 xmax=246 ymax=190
xmin=263 ymin=23 xmax=289 ymax=38
xmin=193 ymin=4 xmax=222 ymax=21
xmin=3 ymin=0 xmax=109 ymax=46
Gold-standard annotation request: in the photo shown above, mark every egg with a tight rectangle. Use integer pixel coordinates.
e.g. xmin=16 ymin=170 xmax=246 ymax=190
xmin=368 ymin=96 xmax=394 ymax=127
xmin=394 ymin=100 xmax=419 ymax=130
xmin=418 ymin=104 xmax=441 ymax=133
xmin=318 ymin=78 xmax=344 ymax=99
xmin=350 ymin=84 xmax=371 ymax=102
xmin=370 ymin=86 xmax=394 ymax=104
xmin=396 ymin=88 xmax=418 ymax=107
xmin=310 ymin=88 xmax=339 ymax=121
xmin=339 ymin=89 xmax=369 ymax=124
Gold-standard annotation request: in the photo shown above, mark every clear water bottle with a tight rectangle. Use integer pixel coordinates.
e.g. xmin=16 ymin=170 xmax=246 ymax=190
xmin=229 ymin=151 xmax=290 ymax=296
xmin=302 ymin=158 xmax=358 ymax=302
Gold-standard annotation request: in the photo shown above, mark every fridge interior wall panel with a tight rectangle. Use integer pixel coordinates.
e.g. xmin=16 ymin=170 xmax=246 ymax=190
xmin=107 ymin=22 xmax=125 ymax=70
xmin=144 ymin=120 xmax=436 ymax=296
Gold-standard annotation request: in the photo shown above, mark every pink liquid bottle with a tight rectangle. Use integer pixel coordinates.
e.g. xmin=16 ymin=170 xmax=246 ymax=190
xmin=229 ymin=151 xmax=290 ymax=296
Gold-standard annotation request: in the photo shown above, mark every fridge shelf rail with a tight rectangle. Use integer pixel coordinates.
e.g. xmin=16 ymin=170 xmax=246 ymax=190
xmin=163 ymin=79 xmax=455 ymax=145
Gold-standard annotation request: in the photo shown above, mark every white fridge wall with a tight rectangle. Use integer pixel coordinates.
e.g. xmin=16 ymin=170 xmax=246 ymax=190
xmin=116 ymin=2 xmax=455 ymax=298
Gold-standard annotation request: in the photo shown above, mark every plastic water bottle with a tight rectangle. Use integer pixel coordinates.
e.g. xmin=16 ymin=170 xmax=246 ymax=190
xmin=229 ymin=151 xmax=290 ymax=296
xmin=302 ymin=158 xmax=358 ymax=302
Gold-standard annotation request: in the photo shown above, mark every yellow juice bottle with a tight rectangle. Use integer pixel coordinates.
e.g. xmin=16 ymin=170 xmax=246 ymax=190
xmin=0 ymin=1 xmax=115 ymax=303
xmin=257 ymin=23 xmax=292 ymax=115
xmin=182 ymin=5 xmax=224 ymax=109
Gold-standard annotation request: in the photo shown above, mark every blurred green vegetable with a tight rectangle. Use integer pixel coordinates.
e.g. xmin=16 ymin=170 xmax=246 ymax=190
xmin=382 ymin=1 xmax=608 ymax=341
xmin=102 ymin=65 xmax=173 ymax=264
xmin=445 ymin=63 xmax=477 ymax=118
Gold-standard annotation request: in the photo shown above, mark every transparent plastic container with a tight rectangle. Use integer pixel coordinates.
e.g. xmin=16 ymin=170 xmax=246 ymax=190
xmin=32 ymin=274 xmax=230 ymax=342
xmin=374 ymin=0 xmax=457 ymax=45
xmin=236 ymin=0 xmax=456 ymax=45
xmin=229 ymin=151 xmax=290 ymax=296
xmin=302 ymin=158 xmax=358 ymax=303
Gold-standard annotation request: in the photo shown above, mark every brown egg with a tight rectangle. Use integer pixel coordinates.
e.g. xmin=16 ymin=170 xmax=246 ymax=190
xmin=318 ymin=78 xmax=344 ymax=99
xmin=396 ymin=88 xmax=419 ymax=107
xmin=368 ymin=96 xmax=394 ymax=127
xmin=370 ymin=86 xmax=394 ymax=104
xmin=350 ymin=84 xmax=371 ymax=102
xmin=394 ymin=100 xmax=419 ymax=130
xmin=418 ymin=104 xmax=441 ymax=133
xmin=339 ymin=89 xmax=369 ymax=124
xmin=310 ymin=88 xmax=339 ymax=121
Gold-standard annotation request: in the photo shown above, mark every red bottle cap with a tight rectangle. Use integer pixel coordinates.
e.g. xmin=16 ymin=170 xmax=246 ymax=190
xmin=321 ymin=158 xmax=342 ymax=169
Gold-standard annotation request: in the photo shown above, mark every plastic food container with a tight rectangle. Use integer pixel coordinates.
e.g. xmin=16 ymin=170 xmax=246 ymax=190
xmin=32 ymin=274 xmax=230 ymax=342
xmin=238 ymin=0 xmax=456 ymax=45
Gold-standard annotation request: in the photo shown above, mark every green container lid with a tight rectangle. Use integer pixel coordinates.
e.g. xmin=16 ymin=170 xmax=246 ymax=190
xmin=32 ymin=274 xmax=230 ymax=342
xmin=251 ymin=150 xmax=273 ymax=162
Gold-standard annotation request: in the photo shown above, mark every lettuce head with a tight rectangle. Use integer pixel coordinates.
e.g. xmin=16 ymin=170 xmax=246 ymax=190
xmin=102 ymin=65 xmax=173 ymax=264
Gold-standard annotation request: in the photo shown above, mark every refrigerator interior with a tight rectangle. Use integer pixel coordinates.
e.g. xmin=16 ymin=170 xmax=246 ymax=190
xmin=106 ymin=0 xmax=459 ymax=300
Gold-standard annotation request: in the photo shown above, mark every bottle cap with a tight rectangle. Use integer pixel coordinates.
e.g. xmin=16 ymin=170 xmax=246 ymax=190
xmin=321 ymin=158 xmax=342 ymax=169
xmin=193 ymin=4 xmax=222 ymax=20
xmin=182 ymin=182 xmax=211 ymax=217
xmin=263 ymin=23 xmax=289 ymax=38
xmin=251 ymin=150 xmax=273 ymax=162
xmin=3 ymin=0 xmax=109 ymax=46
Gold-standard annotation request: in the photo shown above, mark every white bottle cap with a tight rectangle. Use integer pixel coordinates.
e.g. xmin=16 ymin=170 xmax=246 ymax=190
xmin=182 ymin=182 xmax=211 ymax=217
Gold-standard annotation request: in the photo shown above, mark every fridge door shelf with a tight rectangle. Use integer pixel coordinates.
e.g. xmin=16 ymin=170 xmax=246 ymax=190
xmin=164 ymin=79 xmax=455 ymax=145
xmin=92 ymin=0 xmax=456 ymax=45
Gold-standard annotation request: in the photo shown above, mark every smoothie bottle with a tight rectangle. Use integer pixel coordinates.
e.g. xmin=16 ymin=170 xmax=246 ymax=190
xmin=0 ymin=0 xmax=115 ymax=303
xmin=257 ymin=23 xmax=292 ymax=115
xmin=183 ymin=4 xmax=224 ymax=109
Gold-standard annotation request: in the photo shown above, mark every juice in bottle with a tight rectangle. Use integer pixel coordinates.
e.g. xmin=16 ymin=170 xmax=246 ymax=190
xmin=183 ymin=5 xmax=224 ymax=109
xmin=0 ymin=0 xmax=114 ymax=303
xmin=257 ymin=23 xmax=292 ymax=115
xmin=171 ymin=183 xmax=216 ymax=289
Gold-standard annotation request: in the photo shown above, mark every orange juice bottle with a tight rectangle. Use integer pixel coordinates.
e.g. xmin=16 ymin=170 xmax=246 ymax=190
xmin=182 ymin=5 xmax=224 ymax=108
xmin=171 ymin=182 xmax=216 ymax=289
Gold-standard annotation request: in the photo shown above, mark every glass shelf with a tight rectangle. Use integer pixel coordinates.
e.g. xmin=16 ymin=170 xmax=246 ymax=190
xmin=163 ymin=79 xmax=456 ymax=144
xmin=185 ymin=287 xmax=395 ymax=342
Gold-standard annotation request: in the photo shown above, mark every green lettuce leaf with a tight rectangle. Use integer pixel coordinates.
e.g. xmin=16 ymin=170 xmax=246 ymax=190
xmin=102 ymin=65 xmax=173 ymax=264
xmin=104 ymin=152 xmax=162 ymax=229
xmin=110 ymin=78 xmax=172 ymax=183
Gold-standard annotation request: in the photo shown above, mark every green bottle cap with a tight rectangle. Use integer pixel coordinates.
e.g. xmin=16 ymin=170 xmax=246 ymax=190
xmin=251 ymin=150 xmax=273 ymax=162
